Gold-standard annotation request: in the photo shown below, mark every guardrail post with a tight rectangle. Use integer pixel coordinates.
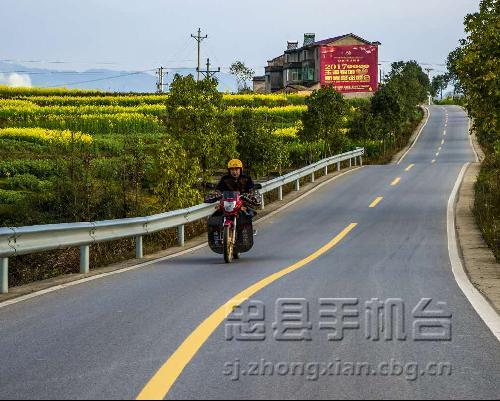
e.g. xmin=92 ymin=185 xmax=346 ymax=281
xmin=337 ymin=162 xmax=341 ymax=171
xmin=261 ymin=194 xmax=265 ymax=210
xmin=349 ymin=158 xmax=352 ymax=168
xmin=1 ymin=257 xmax=8 ymax=294
xmin=354 ymin=156 xmax=358 ymax=166
xmin=360 ymin=156 xmax=363 ymax=166
xmin=311 ymin=172 xmax=315 ymax=183
xmin=278 ymin=186 xmax=283 ymax=201
xmin=135 ymin=235 xmax=143 ymax=259
xmin=177 ymin=225 xmax=185 ymax=247
xmin=295 ymin=178 xmax=300 ymax=191
xmin=324 ymin=165 xmax=328 ymax=176
xmin=80 ymin=245 xmax=90 ymax=274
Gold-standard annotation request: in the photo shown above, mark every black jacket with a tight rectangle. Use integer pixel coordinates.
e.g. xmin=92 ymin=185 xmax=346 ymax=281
xmin=216 ymin=173 xmax=254 ymax=193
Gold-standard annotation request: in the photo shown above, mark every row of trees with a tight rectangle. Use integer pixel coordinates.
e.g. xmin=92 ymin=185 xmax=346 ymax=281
xmin=152 ymin=62 xmax=432 ymax=214
xmin=348 ymin=61 xmax=431 ymax=157
xmin=430 ymin=70 xmax=463 ymax=100
xmin=447 ymin=0 xmax=499 ymax=260
xmin=2 ymin=59 xmax=431 ymax=227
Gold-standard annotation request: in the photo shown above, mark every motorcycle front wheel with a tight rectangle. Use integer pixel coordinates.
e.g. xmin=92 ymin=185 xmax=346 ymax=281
xmin=223 ymin=225 xmax=234 ymax=263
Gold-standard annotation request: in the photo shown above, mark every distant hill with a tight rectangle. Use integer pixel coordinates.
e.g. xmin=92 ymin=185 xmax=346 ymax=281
xmin=0 ymin=62 xmax=237 ymax=93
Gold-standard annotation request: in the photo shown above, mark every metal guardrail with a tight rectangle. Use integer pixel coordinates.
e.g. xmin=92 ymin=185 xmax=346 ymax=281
xmin=0 ymin=148 xmax=364 ymax=293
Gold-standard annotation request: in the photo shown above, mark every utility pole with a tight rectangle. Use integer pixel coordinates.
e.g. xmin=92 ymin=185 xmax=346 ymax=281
xmin=156 ymin=66 xmax=168 ymax=93
xmin=199 ymin=58 xmax=220 ymax=80
xmin=191 ymin=28 xmax=208 ymax=81
xmin=424 ymin=67 xmax=434 ymax=105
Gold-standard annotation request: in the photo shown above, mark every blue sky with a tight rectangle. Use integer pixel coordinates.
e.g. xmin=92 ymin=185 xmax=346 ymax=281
xmin=0 ymin=0 xmax=479 ymax=77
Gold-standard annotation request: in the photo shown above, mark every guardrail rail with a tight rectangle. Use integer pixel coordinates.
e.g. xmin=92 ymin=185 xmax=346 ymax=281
xmin=0 ymin=148 xmax=364 ymax=293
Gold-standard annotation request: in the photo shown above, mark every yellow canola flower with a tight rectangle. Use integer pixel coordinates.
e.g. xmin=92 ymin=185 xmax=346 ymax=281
xmin=0 ymin=128 xmax=92 ymax=145
xmin=272 ymin=126 xmax=299 ymax=138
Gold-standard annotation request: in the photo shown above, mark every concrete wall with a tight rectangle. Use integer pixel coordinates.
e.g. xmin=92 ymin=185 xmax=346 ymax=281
xmin=253 ymin=79 xmax=266 ymax=94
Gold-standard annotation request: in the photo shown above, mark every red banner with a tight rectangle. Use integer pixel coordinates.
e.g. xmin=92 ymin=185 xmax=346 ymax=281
xmin=320 ymin=45 xmax=378 ymax=93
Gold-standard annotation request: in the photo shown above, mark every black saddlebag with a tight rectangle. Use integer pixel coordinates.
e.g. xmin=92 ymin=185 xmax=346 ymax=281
xmin=207 ymin=213 xmax=254 ymax=254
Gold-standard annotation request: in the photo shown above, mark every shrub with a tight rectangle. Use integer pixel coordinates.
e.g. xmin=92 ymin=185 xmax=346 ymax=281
xmin=300 ymin=87 xmax=350 ymax=156
xmin=0 ymin=189 xmax=26 ymax=204
xmin=2 ymin=174 xmax=49 ymax=191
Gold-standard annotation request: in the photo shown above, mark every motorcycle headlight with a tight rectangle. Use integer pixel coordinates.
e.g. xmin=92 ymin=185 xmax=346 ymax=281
xmin=224 ymin=201 xmax=237 ymax=212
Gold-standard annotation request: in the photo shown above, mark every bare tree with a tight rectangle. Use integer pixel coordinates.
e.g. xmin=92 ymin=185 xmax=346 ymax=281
xmin=229 ymin=61 xmax=255 ymax=93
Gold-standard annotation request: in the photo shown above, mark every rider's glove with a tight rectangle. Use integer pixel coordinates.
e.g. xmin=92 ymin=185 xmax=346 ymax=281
xmin=204 ymin=191 xmax=222 ymax=204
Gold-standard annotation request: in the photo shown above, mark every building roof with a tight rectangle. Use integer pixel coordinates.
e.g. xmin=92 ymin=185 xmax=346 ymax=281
xmin=314 ymin=33 xmax=380 ymax=46
xmin=267 ymin=54 xmax=285 ymax=64
xmin=285 ymin=33 xmax=381 ymax=53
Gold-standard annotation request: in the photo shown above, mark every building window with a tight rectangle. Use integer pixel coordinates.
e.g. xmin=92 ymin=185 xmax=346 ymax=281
xmin=303 ymin=67 xmax=315 ymax=81
xmin=288 ymin=69 xmax=302 ymax=82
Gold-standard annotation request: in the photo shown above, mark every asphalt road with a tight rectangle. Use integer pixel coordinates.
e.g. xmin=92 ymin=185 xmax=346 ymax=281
xmin=0 ymin=105 xmax=499 ymax=400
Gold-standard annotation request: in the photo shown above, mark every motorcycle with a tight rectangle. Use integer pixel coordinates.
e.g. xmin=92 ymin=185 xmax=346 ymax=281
xmin=205 ymin=184 xmax=262 ymax=263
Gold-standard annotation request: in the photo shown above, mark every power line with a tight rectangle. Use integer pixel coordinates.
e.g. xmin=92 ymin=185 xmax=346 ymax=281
xmin=46 ymin=69 xmax=156 ymax=88
xmin=0 ymin=70 xmax=113 ymax=75
xmin=0 ymin=59 xmax=119 ymax=66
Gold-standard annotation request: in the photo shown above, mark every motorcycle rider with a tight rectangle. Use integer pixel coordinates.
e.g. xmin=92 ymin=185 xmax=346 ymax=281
xmin=216 ymin=159 xmax=255 ymax=194
xmin=206 ymin=159 xmax=261 ymax=214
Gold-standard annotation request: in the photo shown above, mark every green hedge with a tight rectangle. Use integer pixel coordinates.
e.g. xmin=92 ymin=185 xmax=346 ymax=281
xmin=474 ymin=144 xmax=500 ymax=261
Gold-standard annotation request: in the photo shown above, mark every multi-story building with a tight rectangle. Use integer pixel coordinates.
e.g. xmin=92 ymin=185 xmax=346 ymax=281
xmin=255 ymin=33 xmax=381 ymax=94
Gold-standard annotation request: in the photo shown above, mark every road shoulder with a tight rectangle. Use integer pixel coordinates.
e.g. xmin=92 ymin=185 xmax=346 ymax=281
xmin=455 ymin=131 xmax=500 ymax=314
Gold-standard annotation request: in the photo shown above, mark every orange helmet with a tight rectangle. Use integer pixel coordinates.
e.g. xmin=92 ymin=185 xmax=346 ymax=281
xmin=227 ymin=159 xmax=243 ymax=169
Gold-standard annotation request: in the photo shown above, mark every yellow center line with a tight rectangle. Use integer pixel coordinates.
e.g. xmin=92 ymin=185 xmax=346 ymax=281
xmin=391 ymin=177 xmax=401 ymax=186
xmin=441 ymin=139 xmax=445 ymax=145
xmin=405 ymin=164 xmax=415 ymax=172
xmin=443 ymin=130 xmax=447 ymax=136
xmin=136 ymin=223 xmax=358 ymax=400
xmin=436 ymin=152 xmax=440 ymax=157
xmin=369 ymin=197 xmax=384 ymax=208
xmin=432 ymin=159 xmax=436 ymax=164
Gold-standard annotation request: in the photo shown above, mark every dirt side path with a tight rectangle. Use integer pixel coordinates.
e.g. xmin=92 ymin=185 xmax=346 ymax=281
xmin=456 ymin=127 xmax=500 ymax=313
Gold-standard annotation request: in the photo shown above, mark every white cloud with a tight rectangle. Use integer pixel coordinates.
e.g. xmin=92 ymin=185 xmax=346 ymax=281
xmin=0 ymin=72 xmax=32 ymax=87
xmin=8 ymin=72 xmax=32 ymax=87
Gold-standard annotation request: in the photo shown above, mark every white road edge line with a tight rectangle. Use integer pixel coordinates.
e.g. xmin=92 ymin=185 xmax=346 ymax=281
xmin=397 ymin=105 xmax=430 ymax=165
xmin=447 ymin=163 xmax=500 ymax=342
xmin=0 ymin=168 xmax=363 ymax=309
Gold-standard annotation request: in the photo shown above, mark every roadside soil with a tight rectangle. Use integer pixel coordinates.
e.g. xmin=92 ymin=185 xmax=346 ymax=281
xmin=456 ymin=126 xmax=500 ymax=313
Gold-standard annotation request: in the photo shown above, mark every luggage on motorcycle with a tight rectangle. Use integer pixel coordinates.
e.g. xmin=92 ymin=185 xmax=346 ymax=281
xmin=207 ymin=213 xmax=254 ymax=254
xmin=235 ymin=213 xmax=254 ymax=253
xmin=208 ymin=215 xmax=224 ymax=254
